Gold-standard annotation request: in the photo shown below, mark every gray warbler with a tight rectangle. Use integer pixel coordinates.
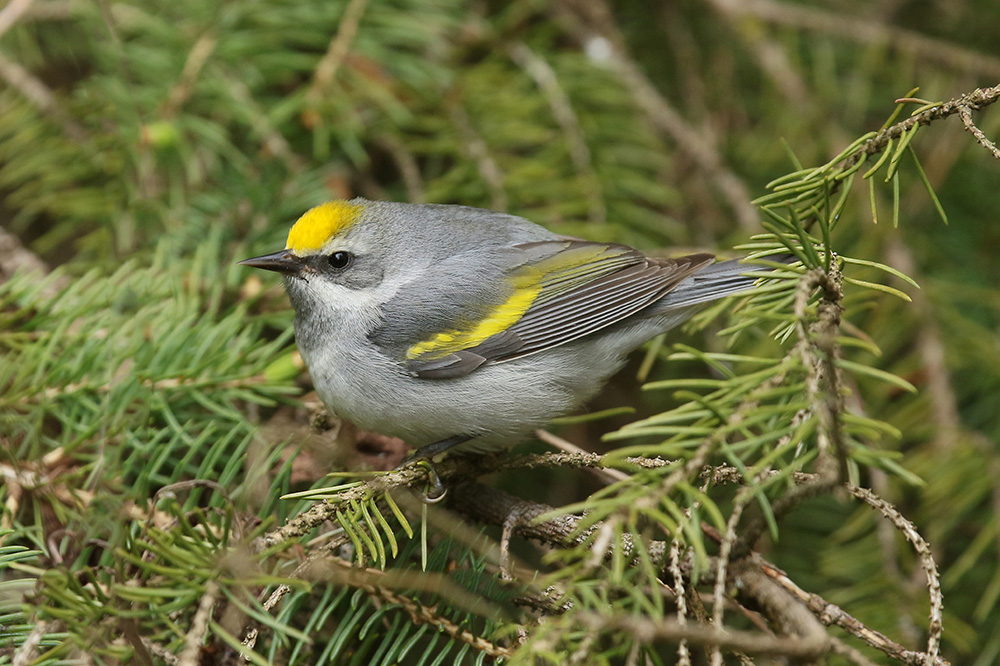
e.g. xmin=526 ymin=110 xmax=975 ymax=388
xmin=240 ymin=199 xmax=775 ymax=460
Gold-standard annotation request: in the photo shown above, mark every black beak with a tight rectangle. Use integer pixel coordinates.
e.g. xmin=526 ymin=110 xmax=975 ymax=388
xmin=238 ymin=250 xmax=304 ymax=275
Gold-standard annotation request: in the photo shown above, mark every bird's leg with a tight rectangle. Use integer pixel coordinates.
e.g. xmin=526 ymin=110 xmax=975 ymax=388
xmin=407 ymin=434 xmax=473 ymax=461
xmin=399 ymin=435 xmax=473 ymax=502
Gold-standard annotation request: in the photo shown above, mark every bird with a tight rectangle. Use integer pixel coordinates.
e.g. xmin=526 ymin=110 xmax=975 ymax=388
xmin=240 ymin=198 xmax=773 ymax=460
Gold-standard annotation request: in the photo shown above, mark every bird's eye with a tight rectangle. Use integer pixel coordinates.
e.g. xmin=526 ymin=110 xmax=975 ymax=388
xmin=327 ymin=251 xmax=353 ymax=269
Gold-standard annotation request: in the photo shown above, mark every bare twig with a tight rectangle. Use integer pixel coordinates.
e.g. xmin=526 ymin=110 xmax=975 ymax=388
xmin=360 ymin=581 xmax=512 ymax=658
xmin=760 ymin=559 xmax=949 ymax=666
xmin=669 ymin=540 xmax=693 ymax=666
xmin=11 ymin=619 xmax=48 ymax=666
xmin=712 ymin=467 xmax=949 ymax=666
xmin=847 ymin=485 xmax=943 ymax=661
xmin=852 ymin=85 xmax=1000 ymax=166
xmin=535 ymin=429 xmax=629 ymax=483
xmin=708 ymin=497 xmax=748 ymax=666
xmin=178 ymin=581 xmax=218 ymax=666
xmin=958 ymin=104 xmax=1000 ymax=159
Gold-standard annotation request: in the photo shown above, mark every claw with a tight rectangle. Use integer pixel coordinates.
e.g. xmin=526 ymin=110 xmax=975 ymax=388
xmin=395 ymin=436 xmax=472 ymax=503
xmin=415 ymin=460 xmax=447 ymax=503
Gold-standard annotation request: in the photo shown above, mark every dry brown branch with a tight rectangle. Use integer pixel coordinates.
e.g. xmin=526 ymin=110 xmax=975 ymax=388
xmin=254 ymin=450 xmax=657 ymax=553
xmin=709 ymin=487 xmax=756 ymax=666
xmin=871 ymin=469 xmax=922 ymax=647
xmin=535 ymin=429 xmax=630 ymax=483
xmin=359 ymin=580 xmax=512 ymax=658
xmin=250 ymin=452 xmax=946 ymax=665
xmin=710 ymin=466 xmax=949 ymax=666
xmin=831 ymin=637 xmax=883 ymax=666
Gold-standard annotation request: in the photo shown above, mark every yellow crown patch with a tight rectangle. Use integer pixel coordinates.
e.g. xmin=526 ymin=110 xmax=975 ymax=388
xmin=285 ymin=201 xmax=363 ymax=254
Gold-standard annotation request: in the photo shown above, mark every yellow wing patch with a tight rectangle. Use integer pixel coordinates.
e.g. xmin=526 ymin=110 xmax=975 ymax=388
xmin=406 ymin=273 xmax=543 ymax=360
xmin=404 ymin=244 xmax=634 ymax=361
xmin=286 ymin=201 xmax=363 ymax=254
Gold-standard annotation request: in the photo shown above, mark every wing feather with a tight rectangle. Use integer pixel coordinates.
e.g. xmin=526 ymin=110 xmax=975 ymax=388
xmin=406 ymin=241 xmax=715 ymax=378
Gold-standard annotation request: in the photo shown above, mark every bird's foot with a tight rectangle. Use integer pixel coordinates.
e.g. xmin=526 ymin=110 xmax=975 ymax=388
xmin=398 ymin=435 xmax=473 ymax=503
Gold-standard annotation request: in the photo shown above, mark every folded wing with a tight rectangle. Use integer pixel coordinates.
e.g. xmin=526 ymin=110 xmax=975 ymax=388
xmin=405 ymin=240 xmax=715 ymax=379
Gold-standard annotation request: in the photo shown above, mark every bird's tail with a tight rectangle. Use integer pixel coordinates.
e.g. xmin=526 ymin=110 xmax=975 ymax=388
xmin=653 ymin=254 xmax=792 ymax=312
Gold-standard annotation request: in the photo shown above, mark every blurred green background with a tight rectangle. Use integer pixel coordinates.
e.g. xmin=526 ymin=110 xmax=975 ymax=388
xmin=2 ymin=0 xmax=1000 ymax=663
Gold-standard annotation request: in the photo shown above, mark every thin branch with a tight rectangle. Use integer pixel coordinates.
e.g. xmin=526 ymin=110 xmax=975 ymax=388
xmin=958 ymin=104 xmax=1000 ymax=159
xmin=830 ymin=637 xmax=883 ymax=666
xmin=360 ymin=581 xmax=513 ymax=658
xmin=852 ymin=85 xmax=1000 ymax=166
xmin=847 ymin=485 xmax=943 ymax=661
xmin=535 ymin=429 xmax=630 ymax=483
xmin=795 ymin=267 xmax=848 ymax=482
xmin=178 ymin=581 xmax=218 ymax=666
xmin=711 ymin=466 xmax=949 ymax=666
xmin=11 ymin=619 xmax=49 ymax=666
xmin=669 ymin=540 xmax=693 ymax=666
xmin=759 ymin=559 xmax=949 ymax=666
xmin=708 ymin=497 xmax=747 ymax=666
